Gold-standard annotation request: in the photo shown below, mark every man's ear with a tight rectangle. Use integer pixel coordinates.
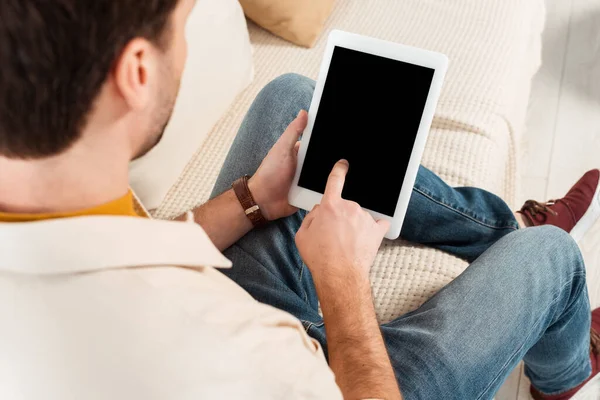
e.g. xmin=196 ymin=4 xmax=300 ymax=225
xmin=113 ymin=38 xmax=154 ymax=111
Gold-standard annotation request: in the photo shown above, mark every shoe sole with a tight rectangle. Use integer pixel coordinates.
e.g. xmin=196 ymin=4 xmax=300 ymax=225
xmin=571 ymin=372 xmax=600 ymax=400
xmin=570 ymin=174 xmax=600 ymax=243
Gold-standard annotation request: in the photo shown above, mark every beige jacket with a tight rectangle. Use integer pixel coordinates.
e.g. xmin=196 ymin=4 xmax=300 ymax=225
xmin=0 ymin=215 xmax=342 ymax=399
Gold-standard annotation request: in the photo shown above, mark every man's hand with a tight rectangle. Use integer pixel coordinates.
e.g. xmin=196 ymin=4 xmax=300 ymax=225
xmin=248 ymin=110 xmax=308 ymax=221
xmin=182 ymin=110 xmax=307 ymax=251
xmin=295 ymin=159 xmax=390 ymax=286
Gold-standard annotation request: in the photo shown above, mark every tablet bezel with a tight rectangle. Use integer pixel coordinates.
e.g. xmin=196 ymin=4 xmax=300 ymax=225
xmin=288 ymin=30 xmax=449 ymax=240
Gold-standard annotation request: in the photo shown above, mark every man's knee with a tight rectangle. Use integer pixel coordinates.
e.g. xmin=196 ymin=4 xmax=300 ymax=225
xmin=251 ymin=74 xmax=315 ymax=120
xmin=513 ymin=225 xmax=585 ymax=280
xmin=262 ymin=73 xmax=315 ymax=99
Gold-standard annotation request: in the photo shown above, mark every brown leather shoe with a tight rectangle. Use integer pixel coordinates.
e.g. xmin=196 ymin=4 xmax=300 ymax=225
xmin=530 ymin=308 xmax=600 ymax=400
xmin=519 ymin=169 xmax=600 ymax=242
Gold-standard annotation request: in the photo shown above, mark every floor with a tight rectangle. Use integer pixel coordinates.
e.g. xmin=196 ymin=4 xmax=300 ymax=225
xmin=506 ymin=0 xmax=600 ymax=398
xmin=520 ymin=0 xmax=599 ymax=205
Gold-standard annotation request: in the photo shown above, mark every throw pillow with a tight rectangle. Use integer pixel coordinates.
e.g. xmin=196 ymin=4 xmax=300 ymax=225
xmin=239 ymin=0 xmax=336 ymax=48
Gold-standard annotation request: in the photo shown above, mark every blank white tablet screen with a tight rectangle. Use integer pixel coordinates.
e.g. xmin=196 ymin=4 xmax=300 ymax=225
xmin=298 ymin=46 xmax=435 ymax=216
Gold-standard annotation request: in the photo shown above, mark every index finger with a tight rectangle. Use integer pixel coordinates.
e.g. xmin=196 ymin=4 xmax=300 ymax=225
xmin=323 ymin=159 xmax=349 ymax=201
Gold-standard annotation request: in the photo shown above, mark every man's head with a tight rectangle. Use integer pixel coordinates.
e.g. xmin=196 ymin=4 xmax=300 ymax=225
xmin=0 ymin=0 xmax=193 ymax=161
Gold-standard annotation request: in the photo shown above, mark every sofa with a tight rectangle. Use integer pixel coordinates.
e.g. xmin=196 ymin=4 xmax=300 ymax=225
xmin=133 ymin=0 xmax=548 ymax=398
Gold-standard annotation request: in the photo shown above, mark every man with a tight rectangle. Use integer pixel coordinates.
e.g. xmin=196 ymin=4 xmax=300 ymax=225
xmin=0 ymin=1 xmax=599 ymax=399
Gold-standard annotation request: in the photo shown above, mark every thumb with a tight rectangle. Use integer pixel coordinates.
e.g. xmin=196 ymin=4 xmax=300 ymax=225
xmin=281 ymin=110 xmax=308 ymax=149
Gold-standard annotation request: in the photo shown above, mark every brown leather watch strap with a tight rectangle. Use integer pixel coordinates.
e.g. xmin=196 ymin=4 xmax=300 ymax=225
xmin=232 ymin=175 xmax=267 ymax=228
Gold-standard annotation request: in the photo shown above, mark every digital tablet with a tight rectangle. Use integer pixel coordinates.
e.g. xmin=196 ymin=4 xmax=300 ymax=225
xmin=288 ymin=30 xmax=448 ymax=239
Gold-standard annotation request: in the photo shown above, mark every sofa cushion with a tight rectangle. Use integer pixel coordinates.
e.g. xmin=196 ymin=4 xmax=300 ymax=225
xmin=239 ymin=0 xmax=336 ymax=48
xmin=129 ymin=0 xmax=254 ymax=209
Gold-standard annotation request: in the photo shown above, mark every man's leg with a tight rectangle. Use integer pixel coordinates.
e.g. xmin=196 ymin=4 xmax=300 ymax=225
xmin=403 ymin=167 xmax=519 ymax=262
xmin=387 ymin=226 xmax=590 ymax=398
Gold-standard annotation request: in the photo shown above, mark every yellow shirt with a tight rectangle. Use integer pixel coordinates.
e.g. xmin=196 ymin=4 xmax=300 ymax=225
xmin=0 ymin=190 xmax=143 ymax=222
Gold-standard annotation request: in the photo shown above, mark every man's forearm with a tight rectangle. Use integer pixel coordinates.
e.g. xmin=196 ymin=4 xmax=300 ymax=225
xmin=317 ymin=274 xmax=402 ymax=400
xmin=181 ymin=189 xmax=253 ymax=252
xmin=173 ymin=111 xmax=307 ymax=252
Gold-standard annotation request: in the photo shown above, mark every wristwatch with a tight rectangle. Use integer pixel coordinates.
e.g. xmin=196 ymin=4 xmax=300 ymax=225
xmin=232 ymin=175 xmax=267 ymax=227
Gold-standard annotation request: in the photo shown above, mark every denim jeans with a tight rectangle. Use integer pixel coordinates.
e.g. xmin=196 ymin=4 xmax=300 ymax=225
xmin=211 ymin=74 xmax=591 ymax=399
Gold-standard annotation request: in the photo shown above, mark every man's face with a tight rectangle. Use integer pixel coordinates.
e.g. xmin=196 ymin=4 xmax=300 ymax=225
xmin=134 ymin=0 xmax=194 ymax=158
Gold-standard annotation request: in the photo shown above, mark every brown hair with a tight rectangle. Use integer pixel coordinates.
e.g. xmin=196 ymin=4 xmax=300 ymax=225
xmin=0 ymin=0 xmax=180 ymax=159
